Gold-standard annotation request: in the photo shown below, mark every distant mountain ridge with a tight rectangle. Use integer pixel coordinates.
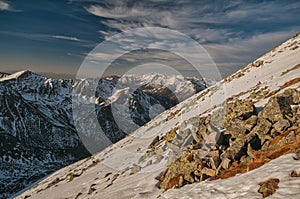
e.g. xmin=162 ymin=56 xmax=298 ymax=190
xmin=0 ymin=70 xmax=206 ymax=198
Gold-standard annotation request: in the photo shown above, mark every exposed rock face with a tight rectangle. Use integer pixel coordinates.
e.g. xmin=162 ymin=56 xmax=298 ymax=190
xmin=260 ymin=89 xmax=298 ymax=123
xmin=157 ymin=88 xmax=300 ymax=190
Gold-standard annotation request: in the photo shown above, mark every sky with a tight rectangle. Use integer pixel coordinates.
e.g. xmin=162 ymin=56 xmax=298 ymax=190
xmin=0 ymin=0 xmax=299 ymax=79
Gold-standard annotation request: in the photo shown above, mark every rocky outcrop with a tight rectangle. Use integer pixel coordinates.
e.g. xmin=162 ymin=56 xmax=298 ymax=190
xmin=258 ymin=178 xmax=280 ymax=198
xmin=157 ymin=88 xmax=300 ymax=190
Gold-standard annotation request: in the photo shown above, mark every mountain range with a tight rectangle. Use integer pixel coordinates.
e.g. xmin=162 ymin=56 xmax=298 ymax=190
xmin=0 ymin=71 xmax=206 ymax=198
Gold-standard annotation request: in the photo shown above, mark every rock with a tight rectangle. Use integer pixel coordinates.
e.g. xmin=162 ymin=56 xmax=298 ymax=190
xmin=258 ymin=178 xmax=280 ymax=198
xmin=260 ymin=94 xmax=293 ymax=123
xmin=164 ymin=129 xmax=176 ymax=142
xmin=209 ymin=156 xmax=221 ymax=170
xmin=158 ymin=89 xmax=300 ymax=191
xmin=285 ymin=131 xmax=296 ymax=143
xmin=253 ymin=118 xmax=272 ymax=143
xmin=88 ymin=186 xmax=96 ymax=194
xmin=205 ymin=115 xmax=211 ymax=124
xmin=201 ymin=167 xmax=216 ymax=177
xmin=159 ymin=153 xmax=199 ymax=189
xmin=154 ymin=155 xmax=164 ymax=164
xmin=240 ymin=155 xmax=252 ymax=164
xmin=191 ymin=128 xmax=202 ymax=144
xmin=290 ymin=170 xmax=300 ymax=177
xmin=226 ymin=99 xmax=255 ymax=123
xmin=252 ymin=60 xmax=264 ymax=67
xmin=145 ymin=160 xmax=153 ymax=167
xmin=247 ymin=143 xmax=255 ymax=159
xmin=222 ymin=137 xmax=247 ymax=161
xmin=244 ymin=115 xmax=258 ymax=131
xmin=198 ymin=124 xmax=208 ymax=140
xmin=166 ymin=174 xmax=184 ymax=189
xmin=210 ymin=108 xmax=226 ymax=128
xmin=272 ymin=119 xmax=290 ymax=133
xmin=166 ymin=142 xmax=181 ymax=154
xmin=268 ymin=130 xmax=296 ymax=150
xmin=225 ymin=118 xmax=247 ymax=137
xmin=295 ymin=148 xmax=300 ymax=160
xmin=148 ymin=136 xmax=160 ymax=149
xmin=181 ymin=133 xmax=194 ymax=148
xmin=292 ymin=90 xmax=300 ymax=104
xmin=220 ymin=158 xmax=231 ymax=170
xmin=130 ymin=165 xmax=141 ymax=175
xmin=207 ymin=149 xmax=219 ymax=157
xmin=282 ymin=88 xmax=300 ymax=104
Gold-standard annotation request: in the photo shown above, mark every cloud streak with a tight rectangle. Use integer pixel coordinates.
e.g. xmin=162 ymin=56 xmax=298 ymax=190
xmin=51 ymin=35 xmax=85 ymax=42
xmin=0 ymin=31 xmax=92 ymax=44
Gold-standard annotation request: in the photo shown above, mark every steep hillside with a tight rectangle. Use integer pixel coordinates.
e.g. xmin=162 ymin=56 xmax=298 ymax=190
xmin=16 ymin=33 xmax=300 ymax=199
xmin=0 ymin=72 xmax=205 ymax=199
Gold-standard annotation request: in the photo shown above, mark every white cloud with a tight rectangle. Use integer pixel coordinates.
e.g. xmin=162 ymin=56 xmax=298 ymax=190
xmin=51 ymin=35 xmax=83 ymax=42
xmin=86 ymin=5 xmax=150 ymax=19
xmin=0 ymin=1 xmax=11 ymax=11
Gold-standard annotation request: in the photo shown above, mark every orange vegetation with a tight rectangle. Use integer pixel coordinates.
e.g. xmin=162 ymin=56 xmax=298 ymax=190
xmin=280 ymin=77 xmax=300 ymax=89
xmin=264 ymin=77 xmax=300 ymax=99
xmin=211 ymin=131 xmax=300 ymax=181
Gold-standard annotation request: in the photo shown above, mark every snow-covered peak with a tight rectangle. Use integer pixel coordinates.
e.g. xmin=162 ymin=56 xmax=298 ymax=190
xmin=0 ymin=70 xmax=41 ymax=82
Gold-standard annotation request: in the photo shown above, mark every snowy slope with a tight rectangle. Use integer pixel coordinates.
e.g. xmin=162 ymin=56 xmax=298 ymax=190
xmin=162 ymin=154 xmax=300 ymax=199
xmin=15 ymin=33 xmax=300 ymax=199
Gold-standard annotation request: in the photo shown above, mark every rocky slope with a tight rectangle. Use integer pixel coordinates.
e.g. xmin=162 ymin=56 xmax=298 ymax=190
xmin=158 ymin=88 xmax=300 ymax=190
xmin=15 ymin=33 xmax=300 ymax=199
xmin=0 ymin=71 xmax=205 ymax=199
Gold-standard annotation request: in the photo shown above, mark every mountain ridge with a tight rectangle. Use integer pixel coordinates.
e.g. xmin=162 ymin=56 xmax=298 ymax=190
xmin=0 ymin=71 xmax=206 ymax=198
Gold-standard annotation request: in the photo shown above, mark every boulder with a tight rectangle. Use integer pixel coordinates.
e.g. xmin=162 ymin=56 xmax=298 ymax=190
xmin=130 ymin=165 xmax=141 ymax=175
xmin=260 ymin=93 xmax=293 ymax=123
xmin=220 ymin=158 xmax=231 ymax=170
xmin=281 ymin=88 xmax=300 ymax=104
xmin=290 ymin=170 xmax=300 ymax=177
xmin=201 ymin=167 xmax=216 ymax=177
xmin=226 ymin=99 xmax=255 ymax=123
xmin=244 ymin=115 xmax=258 ymax=131
xmin=225 ymin=118 xmax=247 ymax=138
xmin=272 ymin=119 xmax=290 ymax=133
xmin=159 ymin=152 xmax=199 ymax=189
xmin=253 ymin=118 xmax=272 ymax=143
xmin=258 ymin=178 xmax=280 ymax=198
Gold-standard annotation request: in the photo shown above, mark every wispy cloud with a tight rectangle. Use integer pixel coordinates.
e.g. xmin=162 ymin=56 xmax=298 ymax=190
xmin=86 ymin=5 xmax=149 ymax=19
xmin=84 ymin=0 xmax=300 ymax=77
xmin=0 ymin=1 xmax=11 ymax=11
xmin=0 ymin=31 xmax=97 ymax=53
xmin=85 ymin=1 xmax=300 ymax=43
xmin=51 ymin=35 xmax=85 ymax=42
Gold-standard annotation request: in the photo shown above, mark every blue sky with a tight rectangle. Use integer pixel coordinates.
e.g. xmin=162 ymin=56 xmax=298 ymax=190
xmin=0 ymin=0 xmax=299 ymax=78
